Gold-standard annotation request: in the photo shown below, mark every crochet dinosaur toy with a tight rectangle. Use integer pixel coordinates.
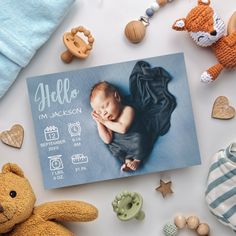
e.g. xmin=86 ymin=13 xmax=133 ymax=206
xmin=0 ymin=163 xmax=98 ymax=236
xmin=172 ymin=0 xmax=236 ymax=83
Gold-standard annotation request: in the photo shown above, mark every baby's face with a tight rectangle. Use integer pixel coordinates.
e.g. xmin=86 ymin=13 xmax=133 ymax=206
xmin=91 ymin=91 xmax=122 ymax=121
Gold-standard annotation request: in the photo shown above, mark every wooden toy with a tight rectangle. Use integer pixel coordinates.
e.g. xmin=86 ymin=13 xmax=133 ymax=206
xmin=228 ymin=11 xmax=236 ymax=34
xmin=187 ymin=216 xmax=200 ymax=230
xmin=155 ymin=179 xmax=173 ymax=198
xmin=112 ymin=191 xmax=145 ymax=221
xmin=61 ymin=26 xmax=94 ymax=63
xmin=163 ymin=215 xmax=210 ymax=236
xmin=124 ymin=0 xmax=174 ymax=43
xmin=0 ymin=124 xmax=24 ymax=149
xmin=212 ymin=96 xmax=235 ymax=120
xmin=125 ymin=20 xmax=147 ymax=44
xmin=174 ymin=215 xmax=186 ymax=229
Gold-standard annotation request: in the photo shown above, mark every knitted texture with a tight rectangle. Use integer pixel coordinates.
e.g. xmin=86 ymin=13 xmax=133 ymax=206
xmin=205 ymin=143 xmax=236 ymax=232
xmin=163 ymin=223 xmax=178 ymax=236
xmin=0 ymin=0 xmax=74 ymax=99
xmin=186 ymin=5 xmax=214 ymax=33
xmin=212 ymin=34 xmax=236 ymax=69
xmin=172 ymin=0 xmax=236 ymax=82
xmin=0 ymin=163 xmax=98 ymax=236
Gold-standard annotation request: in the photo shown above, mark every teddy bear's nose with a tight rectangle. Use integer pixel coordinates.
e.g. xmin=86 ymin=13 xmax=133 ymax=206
xmin=0 ymin=203 xmax=4 ymax=213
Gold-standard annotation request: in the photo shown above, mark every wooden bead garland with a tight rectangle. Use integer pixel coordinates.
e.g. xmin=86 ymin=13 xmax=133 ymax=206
xmin=163 ymin=215 xmax=210 ymax=236
xmin=124 ymin=0 xmax=174 ymax=43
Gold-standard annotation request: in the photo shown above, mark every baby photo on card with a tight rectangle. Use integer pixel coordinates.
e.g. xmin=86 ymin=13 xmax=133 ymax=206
xmin=27 ymin=53 xmax=201 ymax=189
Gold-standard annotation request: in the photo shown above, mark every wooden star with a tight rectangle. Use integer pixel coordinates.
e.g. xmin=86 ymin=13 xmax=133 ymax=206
xmin=155 ymin=180 xmax=173 ymax=198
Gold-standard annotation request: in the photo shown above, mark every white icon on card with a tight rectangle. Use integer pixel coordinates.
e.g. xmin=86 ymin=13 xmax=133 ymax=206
xmin=44 ymin=126 xmax=59 ymax=141
xmin=68 ymin=122 xmax=81 ymax=137
xmin=71 ymin=154 xmax=88 ymax=165
xmin=48 ymin=155 xmax=64 ymax=171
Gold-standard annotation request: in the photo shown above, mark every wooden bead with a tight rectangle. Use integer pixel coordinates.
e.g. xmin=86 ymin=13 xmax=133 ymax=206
xmin=174 ymin=215 xmax=186 ymax=229
xmin=186 ymin=216 xmax=200 ymax=230
xmin=157 ymin=0 xmax=168 ymax=6
xmin=124 ymin=20 xmax=146 ymax=43
xmin=78 ymin=26 xmax=84 ymax=32
xmin=84 ymin=30 xmax=90 ymax=36
xmin=88 ymin=37 xmax=94 ymax=43
xmin=196 ymin=223 xmax=210 ymax=236
xmin=71 ymin=28 xmax=77 ymax=35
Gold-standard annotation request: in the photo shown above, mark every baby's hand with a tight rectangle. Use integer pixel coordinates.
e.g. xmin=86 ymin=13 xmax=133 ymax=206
xmin=91 ymin=111 xmax=105 ymax=125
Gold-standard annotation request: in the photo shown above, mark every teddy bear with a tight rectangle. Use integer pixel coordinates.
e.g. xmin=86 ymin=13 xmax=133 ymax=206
xmin=172 ymin=0 xmax=236 ymax=83
xmin=0 ymin=163 xmax=98 ymax=236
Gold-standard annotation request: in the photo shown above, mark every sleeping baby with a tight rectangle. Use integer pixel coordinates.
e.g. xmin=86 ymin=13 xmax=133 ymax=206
xmin=90 ymin=61 xmax=177 ymax=172
xmin=90 ymin=81 xmax=147 ymax=171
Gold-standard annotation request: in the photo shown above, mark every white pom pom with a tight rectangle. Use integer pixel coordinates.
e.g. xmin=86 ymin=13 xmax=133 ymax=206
xmin=150 ymin=2 xmax=160 ymax=12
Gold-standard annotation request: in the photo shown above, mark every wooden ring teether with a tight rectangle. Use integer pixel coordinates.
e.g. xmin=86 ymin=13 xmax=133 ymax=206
xmin=61 ymin=26 xmax=94 ymax=63
xmin=228 ymin=11 xmax=236 ymax=35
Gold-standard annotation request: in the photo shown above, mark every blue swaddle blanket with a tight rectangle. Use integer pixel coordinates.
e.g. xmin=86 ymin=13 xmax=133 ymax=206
xmin=0 ymin=0 xmax=74 ymax=98
xmin=108 ymin=61 xmax=177 ymax=165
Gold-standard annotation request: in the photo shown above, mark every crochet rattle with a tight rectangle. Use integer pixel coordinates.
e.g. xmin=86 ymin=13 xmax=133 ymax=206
xmin=112 ymin=191 xmax=145 ymax=221
xmin=172 ymin=0 xmax=236 ymax=83
xmin=61 ymin=26 xmax=94 ymax=63
xmin=124 ymin=0 xmax=174 ymax=43
xmin=163 ymin=215 xmax=210 ymax=236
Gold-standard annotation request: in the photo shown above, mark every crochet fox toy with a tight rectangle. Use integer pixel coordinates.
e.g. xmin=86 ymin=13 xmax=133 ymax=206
xmin=172 ymin=0 xmax=236 ymax=83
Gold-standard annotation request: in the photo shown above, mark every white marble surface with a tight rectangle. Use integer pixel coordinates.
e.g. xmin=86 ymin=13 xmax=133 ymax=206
xmin=0 ymin=0 xmax=236 ymax=235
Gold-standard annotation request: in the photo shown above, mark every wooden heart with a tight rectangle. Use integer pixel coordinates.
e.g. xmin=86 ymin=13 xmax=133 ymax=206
xmin=212 ymin=96 xmax=235 ymax=120
xmin=0 ymin=124 xmax=24 ymax=148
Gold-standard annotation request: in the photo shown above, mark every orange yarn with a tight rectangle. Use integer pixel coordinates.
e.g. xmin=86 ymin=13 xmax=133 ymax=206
xmin=213 ymin=35 xmax=236 ymax=69
xmin=185 ymin=5 xmax=214 ymax=33
xmin=173 ymin=0 xmax=236 ymax=82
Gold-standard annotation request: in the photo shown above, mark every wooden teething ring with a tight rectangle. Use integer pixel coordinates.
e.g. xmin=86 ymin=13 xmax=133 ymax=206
xmin=61 ymin=26 xmax=94 ymax=63
xmin=228 ymin=11 xmax=236 ymax=34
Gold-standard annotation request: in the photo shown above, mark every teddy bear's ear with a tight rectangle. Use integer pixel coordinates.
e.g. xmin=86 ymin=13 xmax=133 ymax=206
xmin=2 ymin=163 xmax=24 ymax=177
xmin=172 ymin=18 xmax=187 ymax=31
xmin=198 ymin=0 xmax=210 ymax=6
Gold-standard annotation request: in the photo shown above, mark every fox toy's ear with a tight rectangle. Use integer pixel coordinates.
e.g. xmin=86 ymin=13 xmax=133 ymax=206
xmin=172 ymin=19 xmax=186 ymax=31
xmin=198 ymin=0 xmax=210 ymax=6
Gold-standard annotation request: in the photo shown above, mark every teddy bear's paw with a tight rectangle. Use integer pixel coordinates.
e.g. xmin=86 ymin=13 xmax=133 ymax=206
xmin=201 ymin=71 xmax=213 ymax=83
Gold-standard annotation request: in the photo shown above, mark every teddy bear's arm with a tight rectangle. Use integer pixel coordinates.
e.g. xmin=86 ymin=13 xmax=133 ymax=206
xmin=34 ymin=201 xmax=98 ymax=222
xmin=224 ymin=32 xmax=236 ymax=47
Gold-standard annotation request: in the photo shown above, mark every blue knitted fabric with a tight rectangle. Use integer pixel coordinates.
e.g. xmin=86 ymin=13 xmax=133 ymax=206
xmin=0 ymin=0 xmax=74 ymax=98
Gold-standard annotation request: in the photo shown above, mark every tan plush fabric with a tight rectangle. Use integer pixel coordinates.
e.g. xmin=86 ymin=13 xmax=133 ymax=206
xmin=0 ymin=163 xmax=98 ymax=236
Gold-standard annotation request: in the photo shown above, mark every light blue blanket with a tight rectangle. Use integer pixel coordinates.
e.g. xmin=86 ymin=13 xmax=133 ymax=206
xmin=0 ymin=0 xmax=74 ymax=99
